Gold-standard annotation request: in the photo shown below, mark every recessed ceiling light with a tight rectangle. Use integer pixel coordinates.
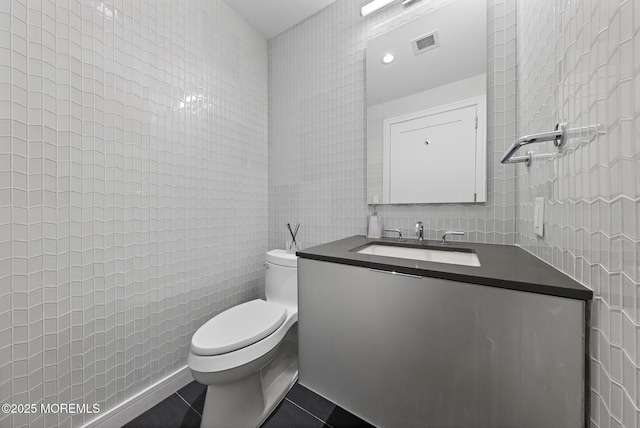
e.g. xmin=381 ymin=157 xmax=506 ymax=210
xmin=381 ymin=53 xmax=395 ymax=64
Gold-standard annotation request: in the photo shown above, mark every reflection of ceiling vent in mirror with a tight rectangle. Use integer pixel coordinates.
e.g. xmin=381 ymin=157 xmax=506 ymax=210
xmin=411 ymin=30 xmax=440 ymax=55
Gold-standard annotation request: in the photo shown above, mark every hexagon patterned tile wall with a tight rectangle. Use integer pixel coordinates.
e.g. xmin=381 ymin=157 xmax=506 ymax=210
xmin=516 ymin=0 xmax=640 ymax=425
xmin=0 ymin=1 xmax=268 ymax=427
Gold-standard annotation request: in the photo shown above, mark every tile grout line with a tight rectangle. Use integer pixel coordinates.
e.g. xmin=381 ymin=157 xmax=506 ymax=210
xmin=284 ymin=397 xmax=335 ymax=428
xmin=175 ymin=392 xmax=202 ymax=418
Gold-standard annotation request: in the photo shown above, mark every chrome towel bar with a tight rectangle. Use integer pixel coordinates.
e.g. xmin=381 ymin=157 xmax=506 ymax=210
xmin=501 ymin=123 xmax=604 ymax=166
xmin=501 ymin=123 xmax=566 ymax=165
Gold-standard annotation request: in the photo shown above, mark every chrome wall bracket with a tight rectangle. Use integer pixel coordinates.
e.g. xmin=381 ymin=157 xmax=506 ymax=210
xmin=501 ymin=122 xmax=604 ymax=167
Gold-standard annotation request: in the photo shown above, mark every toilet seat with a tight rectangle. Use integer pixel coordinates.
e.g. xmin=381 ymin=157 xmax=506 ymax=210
xmin=191 ymin=299 xmax=287 ymax=356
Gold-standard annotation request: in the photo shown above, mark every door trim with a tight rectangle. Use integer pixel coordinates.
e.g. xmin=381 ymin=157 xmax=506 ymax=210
xmin=382 ymin=95 xmax=487 ymax=203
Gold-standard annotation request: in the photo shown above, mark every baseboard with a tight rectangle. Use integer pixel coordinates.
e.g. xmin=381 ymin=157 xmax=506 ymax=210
xmin=80 ymin=366 xmax=193 ymax=428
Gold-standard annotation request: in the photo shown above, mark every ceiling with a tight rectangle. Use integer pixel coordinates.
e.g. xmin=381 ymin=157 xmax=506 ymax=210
xmin=366 ymin=0 xmax=486 ymax=106
xmin=224 ymin=0 xmax=338 ymax=39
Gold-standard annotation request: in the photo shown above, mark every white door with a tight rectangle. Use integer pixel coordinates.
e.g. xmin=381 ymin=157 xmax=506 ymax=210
xmin=386 ymin=103 xmax=478 ymax=203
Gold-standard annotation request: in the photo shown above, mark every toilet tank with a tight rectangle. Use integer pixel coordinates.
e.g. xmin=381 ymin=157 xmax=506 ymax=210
xmin=265 ymin=250 xmax=298 ymax=308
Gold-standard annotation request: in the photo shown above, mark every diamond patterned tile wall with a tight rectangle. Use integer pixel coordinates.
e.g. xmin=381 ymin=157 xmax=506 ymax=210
xmin=268 ymin=0 xmax=517 ymax=251
xmin=0 ymin=1 xmax=268 ymax=427
xmin=516 ymin=0 xmax=640 ymax=426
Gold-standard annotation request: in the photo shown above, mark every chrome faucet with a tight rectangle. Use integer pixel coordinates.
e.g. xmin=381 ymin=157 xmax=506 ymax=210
xmin=384 ymin=228 xmax=406 ymax=242
xmin=415 ymin=221 xmax=424 ymax=242
xmin=440 ymin=230 xmax=464 ymax=244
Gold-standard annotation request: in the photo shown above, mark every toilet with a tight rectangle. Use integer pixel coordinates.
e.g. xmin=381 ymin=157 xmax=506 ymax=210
xmin=187 ymin=249 xmax=299 ymax=428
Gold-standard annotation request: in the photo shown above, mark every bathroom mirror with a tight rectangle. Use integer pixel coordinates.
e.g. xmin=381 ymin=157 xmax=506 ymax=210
xmin=366 ymin=0 xmax=487 ymax=204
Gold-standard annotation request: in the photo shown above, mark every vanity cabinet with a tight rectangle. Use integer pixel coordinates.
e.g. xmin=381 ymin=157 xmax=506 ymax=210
xmin=298 ymin=258 xmax=586 ymax=428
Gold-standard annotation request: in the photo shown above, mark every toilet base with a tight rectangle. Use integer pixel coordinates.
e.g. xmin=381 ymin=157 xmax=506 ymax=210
xmin=198 ymin=325 xmax=299 ymax=428
xmin=201 ymin=373 xmax=264 ymax=427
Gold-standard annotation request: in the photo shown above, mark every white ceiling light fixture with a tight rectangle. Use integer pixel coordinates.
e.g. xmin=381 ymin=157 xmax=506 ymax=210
xmin=360 ymin=0 xmax=398 ymax=17
xmin=381 ymin=53 xmax=395 ymax=64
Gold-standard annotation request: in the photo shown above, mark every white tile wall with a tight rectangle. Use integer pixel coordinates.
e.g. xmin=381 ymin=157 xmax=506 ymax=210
xmin=0 ymin=1 xmax=268 ymax=427
xmin=268 ymin=0 xmax=517 ymax=250
xmin=516 ymin=0 xmax=640 ymax=426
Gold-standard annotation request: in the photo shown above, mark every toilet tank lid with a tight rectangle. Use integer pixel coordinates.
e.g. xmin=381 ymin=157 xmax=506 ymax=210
xmin=191 ymin=300 xmax=287 ymax=356
xmin=266 ymin=249 xmax=297 ymax=268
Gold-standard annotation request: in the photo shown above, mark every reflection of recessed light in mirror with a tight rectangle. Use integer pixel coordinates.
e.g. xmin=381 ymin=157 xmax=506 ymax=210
xmin=381 ymin=53 xmax=395 ymax=64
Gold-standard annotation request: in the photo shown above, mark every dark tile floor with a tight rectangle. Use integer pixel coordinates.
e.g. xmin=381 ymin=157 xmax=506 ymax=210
xmin=122 ymin=380 xmax=375 ymax=428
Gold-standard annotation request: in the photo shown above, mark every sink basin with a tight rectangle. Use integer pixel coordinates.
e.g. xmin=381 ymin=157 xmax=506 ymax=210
xmin=355 ymin=244 xmax=481 ymax=267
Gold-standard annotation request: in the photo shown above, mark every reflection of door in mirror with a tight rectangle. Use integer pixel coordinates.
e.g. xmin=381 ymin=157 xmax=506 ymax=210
xmin=383 ymin=96 xmax=486 ymax=204
xmin=366 ymin=0 xmax=487 ymax=205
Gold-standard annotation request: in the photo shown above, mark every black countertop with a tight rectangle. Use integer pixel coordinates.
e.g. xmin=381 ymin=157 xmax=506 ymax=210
xmin=296 ymin=235 xmax=593 ymax=301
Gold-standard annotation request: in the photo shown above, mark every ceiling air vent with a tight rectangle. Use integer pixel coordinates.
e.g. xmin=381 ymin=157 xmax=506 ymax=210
xmin=411 ymin=30 xmax=440 ymax=55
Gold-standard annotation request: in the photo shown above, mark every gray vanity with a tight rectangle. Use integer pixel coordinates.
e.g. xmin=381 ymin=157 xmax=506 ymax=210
xmin=296 ymin=236 xmax=592 ymax=428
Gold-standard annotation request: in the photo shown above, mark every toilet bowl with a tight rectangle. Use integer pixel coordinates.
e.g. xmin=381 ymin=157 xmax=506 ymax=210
xmin=187 ymin=250 xmax=298 ymax=428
